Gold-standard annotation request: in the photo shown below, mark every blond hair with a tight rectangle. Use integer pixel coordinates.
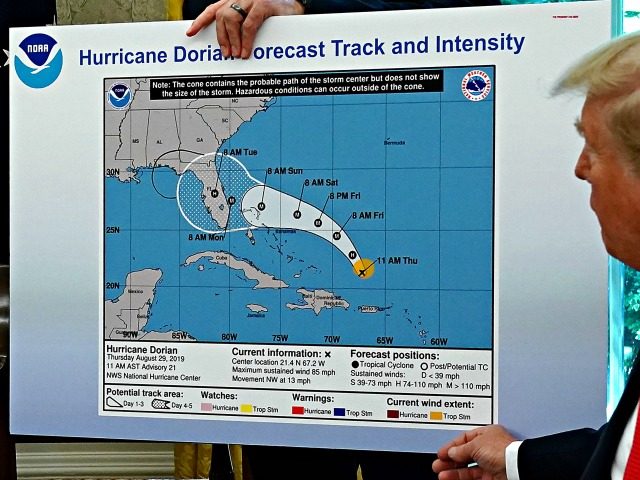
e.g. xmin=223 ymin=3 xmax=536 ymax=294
xmin=554 ymin=33 xmax=640 ymax=167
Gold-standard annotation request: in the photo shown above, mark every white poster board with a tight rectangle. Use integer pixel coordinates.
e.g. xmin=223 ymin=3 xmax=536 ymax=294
xmin=10 ymin=1 xmax=610 ymax=451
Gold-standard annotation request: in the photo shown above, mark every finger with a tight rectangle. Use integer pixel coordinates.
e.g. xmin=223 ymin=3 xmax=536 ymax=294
xmin=437 ymin=430 xmax=479 ymax=460
xmin=238 ymin=8 xmax=266 ymax=58
xmin=437 ymin=466 xmax=484 ymax=480
xmin=216 ymin=8 xmax=235 ymax=58
xmin=447 ymin=443 xmax=476 ymax=465
xmin=186 ymin=1 xmax=225 ymax=37
xmin=223 ymin=9 xmax=244 ymax=58
xmin=437 ymin=441 xmax=457 ymax=460
xmin=433 ymin=458 xmax=466 ymax=474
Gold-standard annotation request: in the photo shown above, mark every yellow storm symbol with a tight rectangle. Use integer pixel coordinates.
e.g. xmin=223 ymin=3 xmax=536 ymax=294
xmin=353 ymin=258 xmax=375 ymax=279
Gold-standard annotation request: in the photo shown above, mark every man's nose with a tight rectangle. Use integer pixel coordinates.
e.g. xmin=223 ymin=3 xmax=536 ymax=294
xmin=574 ymin=150 xmax=590 ymax=181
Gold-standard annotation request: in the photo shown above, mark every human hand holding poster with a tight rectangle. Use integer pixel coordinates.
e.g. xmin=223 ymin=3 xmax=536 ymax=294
xmin=10 ymin=2 xmax=611 ymax=451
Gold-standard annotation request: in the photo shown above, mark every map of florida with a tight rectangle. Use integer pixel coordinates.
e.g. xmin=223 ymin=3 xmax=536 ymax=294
xmin=178 ymin=152 xmax=365 ymax=272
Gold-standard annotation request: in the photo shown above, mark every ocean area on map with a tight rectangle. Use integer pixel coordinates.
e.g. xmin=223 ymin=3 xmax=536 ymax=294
xmin=105 ymin=72 xmax=494 ymax=347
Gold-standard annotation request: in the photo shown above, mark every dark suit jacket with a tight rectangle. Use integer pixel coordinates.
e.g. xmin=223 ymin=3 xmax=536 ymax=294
xmin=518 ymin=354 xmax=640 ymax=480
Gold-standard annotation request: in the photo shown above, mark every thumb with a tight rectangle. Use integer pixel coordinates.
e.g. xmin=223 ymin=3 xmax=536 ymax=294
xmin=447 ymin=443 xmax=475 ymax=464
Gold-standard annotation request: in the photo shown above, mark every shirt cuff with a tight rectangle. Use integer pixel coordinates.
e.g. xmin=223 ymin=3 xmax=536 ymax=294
xmin=506 ymin=440 xmax=523 ymax=480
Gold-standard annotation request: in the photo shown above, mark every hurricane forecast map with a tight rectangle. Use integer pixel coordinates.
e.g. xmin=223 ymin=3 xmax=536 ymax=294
xmin=102 ymin=66 xmax=495 ymax=427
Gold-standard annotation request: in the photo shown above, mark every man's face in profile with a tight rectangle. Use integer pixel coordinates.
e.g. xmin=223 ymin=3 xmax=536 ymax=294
xmin=574 ymin=94 xmax=640 ymax=270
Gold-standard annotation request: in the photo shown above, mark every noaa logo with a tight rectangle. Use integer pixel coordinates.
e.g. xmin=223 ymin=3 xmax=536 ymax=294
xmin=14 ymin=33 xmax=63 ymax=89
xmin=461 ymin=70 xmax=491 ymax=102
xmin=107 ymin=83 xmax=133 ymax=110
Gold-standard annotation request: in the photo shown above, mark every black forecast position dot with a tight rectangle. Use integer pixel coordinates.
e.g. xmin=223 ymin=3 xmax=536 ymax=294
xmin=333 ymin=232 xmax=341 ymax=240
xmin=348 ymin=251 xmax=357 ymax=260
xmin=314 ymin=219 xmax=322 ymax=228
xmin=228 ymin=196 xmax=236 ymax=206
xmin=352 ymin=361 xmax=359 ymax=368
xmin=211 ymin=189 xmax=219 ymax=198
xmin=293 ymin=210 xmax=302 ymax=219
xmin=258 ymin=202 xmax=266 ymax=211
